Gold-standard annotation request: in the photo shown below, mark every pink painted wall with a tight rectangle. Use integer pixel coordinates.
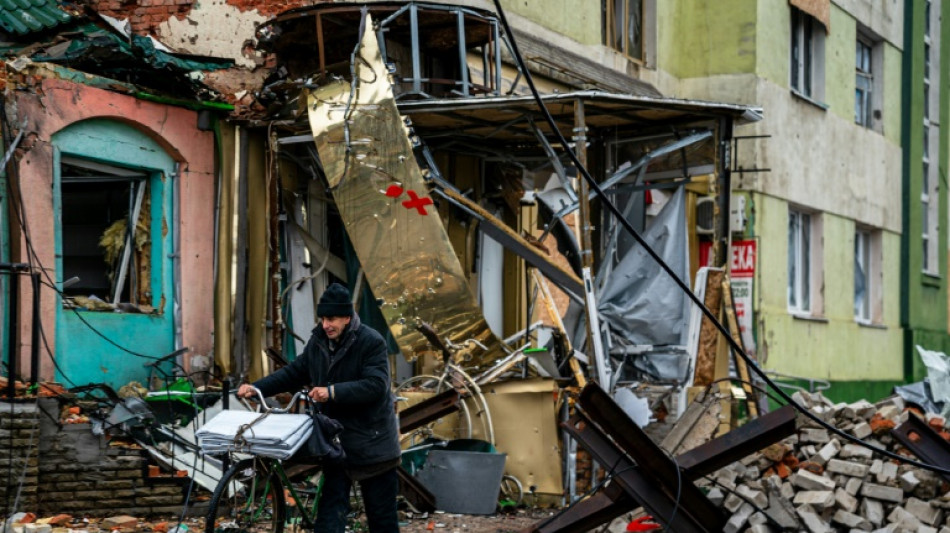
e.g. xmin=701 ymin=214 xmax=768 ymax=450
xmin=13 ymin=78 xmax=216 ymax=381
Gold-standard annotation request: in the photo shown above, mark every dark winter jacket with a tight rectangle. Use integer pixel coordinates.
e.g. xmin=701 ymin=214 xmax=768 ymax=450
xmin=252 ymin=314 xmax=400 ymax=467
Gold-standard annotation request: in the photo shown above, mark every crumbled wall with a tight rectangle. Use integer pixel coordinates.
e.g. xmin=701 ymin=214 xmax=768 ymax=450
xmin=1 ymin=400 xmax=188 ymax=517
xmin=91 ymin=0 xmax=320 ymax=69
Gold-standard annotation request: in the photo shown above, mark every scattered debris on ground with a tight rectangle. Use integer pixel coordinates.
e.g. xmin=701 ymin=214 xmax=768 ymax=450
xmin=698 ymin=390 xmax=950 ymax=531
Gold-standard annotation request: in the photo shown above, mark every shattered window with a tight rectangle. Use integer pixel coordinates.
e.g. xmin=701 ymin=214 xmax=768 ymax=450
xmin=790 ymin=7 xmax=822 ymax=98
xmin=60 ymin=157 xmax=153 ymax=311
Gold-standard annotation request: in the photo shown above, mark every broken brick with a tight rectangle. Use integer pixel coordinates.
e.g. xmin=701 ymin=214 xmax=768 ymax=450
xmin=869 ymin=413 xmax=896 ymax=435
xmin=775 ymin=462 xmax=791 ymax=479
xmin=102 ymin=516 xmax=138 ymax=530
xmin=927 ymin=416 xmax=945 ymax=432
xmin=44 ymin=515 xmax=72 ymax=526
xmin=761 ymin=443 xmax=790 ymax=462
xmin=797 ymin=461 xmax=824 ymax=475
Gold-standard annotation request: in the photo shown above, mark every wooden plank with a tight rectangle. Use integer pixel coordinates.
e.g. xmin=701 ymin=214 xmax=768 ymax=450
xmin=722 ymin=279 xmax=758 ymax=418
xmin=692 ymin=269 xmax=723 ymax=386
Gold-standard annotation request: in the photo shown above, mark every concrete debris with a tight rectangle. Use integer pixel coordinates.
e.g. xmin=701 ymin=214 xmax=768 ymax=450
xmin=701 ymin=390 xmax=950 ymax=532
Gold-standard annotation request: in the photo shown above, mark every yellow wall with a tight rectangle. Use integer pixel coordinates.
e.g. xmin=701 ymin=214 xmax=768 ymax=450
xmin=753 ymin=194 xmax=903 ymax=381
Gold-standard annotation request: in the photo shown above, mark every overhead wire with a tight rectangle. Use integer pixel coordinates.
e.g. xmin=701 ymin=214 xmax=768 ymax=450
xmin=488 ymin=0 xmax=950 ymax=478
xmin=0 ymin=117 xmax=168 ymax=364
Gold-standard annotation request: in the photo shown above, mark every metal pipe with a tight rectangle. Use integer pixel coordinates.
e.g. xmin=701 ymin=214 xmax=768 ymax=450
xmin=493 ymin=21 xmax=502 ymax=95
xmin=172 ymin=163 xmax=184 ymax=364
xmin=5 ymin=270 xmax=16 ymax=398
xmin=456 ymin=10 xmax=469 ymax=96
xmin=29 ymin=272 xmax=38 ymax=384
xmin=410 ymin=4 xmax=422 ymax=96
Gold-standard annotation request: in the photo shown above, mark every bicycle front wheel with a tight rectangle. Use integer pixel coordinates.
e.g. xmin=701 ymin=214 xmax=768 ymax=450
xmin=206 ymin=458 xmax=286 ymax=533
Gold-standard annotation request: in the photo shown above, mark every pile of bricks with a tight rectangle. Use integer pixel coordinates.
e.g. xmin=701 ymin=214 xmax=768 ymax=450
xmin=701 ymin=391 xmax=950 ymax=532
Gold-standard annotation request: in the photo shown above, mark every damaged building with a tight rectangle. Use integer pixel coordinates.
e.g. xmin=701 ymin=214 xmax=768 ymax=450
xmin=5 ymin=0 xmax=950 ymax=531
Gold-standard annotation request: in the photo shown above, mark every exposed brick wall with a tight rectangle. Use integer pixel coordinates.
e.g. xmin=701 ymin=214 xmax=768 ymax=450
xmin=89 ymin=0 xmax=329 ymax=36
xmin=1 ymin=399 xmax=190 ymax=517
xmin=0 ymin=402 xmax=40 ymax=514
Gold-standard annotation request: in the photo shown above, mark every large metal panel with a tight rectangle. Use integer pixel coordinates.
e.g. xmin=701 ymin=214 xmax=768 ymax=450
xmin=306 ymin=15 xmax=503 ymax=366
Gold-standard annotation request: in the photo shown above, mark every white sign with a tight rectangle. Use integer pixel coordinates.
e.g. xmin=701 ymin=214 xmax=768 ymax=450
xmin=730 ymin=240 xmax=756 ymax=354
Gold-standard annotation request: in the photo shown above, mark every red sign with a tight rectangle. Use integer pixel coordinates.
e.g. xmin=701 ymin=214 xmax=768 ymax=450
xmin=730 ymin=240 xmax=756 ymax=277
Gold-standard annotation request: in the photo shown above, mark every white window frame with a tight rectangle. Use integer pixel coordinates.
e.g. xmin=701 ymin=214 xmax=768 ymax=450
xmin=855 ymin=36 xmax=873 ymax=127
xmin=790 ymin=7 xmax=826 ymax=103
xmin=854 ymin=228 xmax=882 ymax=324
xmin=788 ymin=209 xmax=822 ymax=315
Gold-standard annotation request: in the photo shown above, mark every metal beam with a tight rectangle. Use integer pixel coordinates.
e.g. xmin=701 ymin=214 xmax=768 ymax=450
xmin=891 ymin=414 xmax=950 ymax=484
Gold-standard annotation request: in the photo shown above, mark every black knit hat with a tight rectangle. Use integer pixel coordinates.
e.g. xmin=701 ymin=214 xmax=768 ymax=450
xmin=318 ymin=283 xmax=353 ymax=317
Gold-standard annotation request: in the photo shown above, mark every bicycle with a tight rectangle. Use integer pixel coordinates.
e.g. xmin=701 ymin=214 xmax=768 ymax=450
xmin=204 ymin=388 xmax=337 ymax=533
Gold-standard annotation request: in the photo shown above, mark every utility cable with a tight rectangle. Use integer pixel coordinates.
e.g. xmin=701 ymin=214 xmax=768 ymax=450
xmin=489 ymin=0 xmax=950 ymax=477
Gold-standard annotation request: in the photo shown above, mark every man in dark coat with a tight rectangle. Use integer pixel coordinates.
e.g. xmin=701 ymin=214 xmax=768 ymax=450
xmin=238 ymin=283 xmax=401 ymax=533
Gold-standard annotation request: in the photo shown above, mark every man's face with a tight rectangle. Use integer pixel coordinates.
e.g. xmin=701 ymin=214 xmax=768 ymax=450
xmin=322 ymin=315 xmax=351 ymax=340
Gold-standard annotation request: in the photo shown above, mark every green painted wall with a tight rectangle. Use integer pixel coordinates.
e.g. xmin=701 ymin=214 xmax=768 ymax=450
xmin=901 ymin=0 xmax=950 ymax=357
xmin=753 ymin=193 xmax=903 ymax=382
xmin=662 ymin=0 xmax=757 ymax=78
xmin=498 ymin=0 xmax=600 ymax=46
xmin=52 ymin=119 xmax=176 ymax=389
xmin=767 ymin=379 xmax=905 ymax=405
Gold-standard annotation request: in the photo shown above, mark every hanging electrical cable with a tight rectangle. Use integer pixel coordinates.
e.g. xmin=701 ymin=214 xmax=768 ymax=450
xmin=489 ymin=0 xmax=950 ymax=477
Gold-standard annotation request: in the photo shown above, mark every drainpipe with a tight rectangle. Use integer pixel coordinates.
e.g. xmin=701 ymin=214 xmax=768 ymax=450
xmin=172 ymin=163 xmax=184 ymax=370
xmin=0 ymin=175 xmax=8 ymax=374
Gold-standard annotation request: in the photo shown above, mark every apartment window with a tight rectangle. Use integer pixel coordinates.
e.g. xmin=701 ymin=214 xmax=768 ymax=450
xmin=855 ymin=37 xmax=873 ymax=127
xmin=922 ymin=0 xmax=940 ymax=275
xmin=854 ymin=229 xmax=880 ymax=323
xmin=790 ymin=7 xmax=825 ymax=101
xmin=788 ymin=210 xmax=812 ymax=313
xmin=605 ymin=0 xmax=643 ymax=61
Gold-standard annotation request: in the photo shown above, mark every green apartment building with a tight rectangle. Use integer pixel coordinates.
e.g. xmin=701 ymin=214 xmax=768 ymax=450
xmin=902 ymin=0 xmax=950 ymax=381
xmin=496 ymin=0 xmax=927 ymax=401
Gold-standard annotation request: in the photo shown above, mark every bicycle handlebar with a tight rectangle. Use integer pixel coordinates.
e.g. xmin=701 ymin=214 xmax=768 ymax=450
xmin=241 ymin=387 xmax=312 ymax=414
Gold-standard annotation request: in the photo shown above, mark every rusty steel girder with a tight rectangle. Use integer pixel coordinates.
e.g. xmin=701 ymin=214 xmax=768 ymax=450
xmin=525 ymin=384 xmax=798 ymax=533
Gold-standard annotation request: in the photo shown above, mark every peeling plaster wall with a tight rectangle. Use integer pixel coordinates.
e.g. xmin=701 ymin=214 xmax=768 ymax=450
xmin=13 ymin=77 xmax=215 ymax=382
xmin=157 ymin=0 xmax=268 ymax=70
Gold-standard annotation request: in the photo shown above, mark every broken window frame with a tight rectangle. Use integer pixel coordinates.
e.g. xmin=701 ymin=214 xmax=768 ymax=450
xmin=604 ymin=0 xmax=644 ymax=62
xmin=59 ymin=156 xmax=156 ymax=309
xmin=790 ymin=7 xmax=825 ymax=102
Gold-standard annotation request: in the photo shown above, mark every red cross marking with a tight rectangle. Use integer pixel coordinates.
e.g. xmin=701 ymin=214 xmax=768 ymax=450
xmin=402 ymin=190 xmax=433 ymax=215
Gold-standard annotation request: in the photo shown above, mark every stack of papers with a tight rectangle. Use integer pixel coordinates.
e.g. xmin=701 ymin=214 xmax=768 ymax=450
xmin=196 ymin=410 xmax=313 ymax=460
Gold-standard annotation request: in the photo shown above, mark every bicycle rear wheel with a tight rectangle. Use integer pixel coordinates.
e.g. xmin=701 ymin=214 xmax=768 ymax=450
xmin=206 ymin=458 xmax=286 ymax=533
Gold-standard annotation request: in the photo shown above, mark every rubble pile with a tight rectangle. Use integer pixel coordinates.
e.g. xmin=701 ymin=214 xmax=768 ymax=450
xmin=702 ymin=391 xmax=950 ymax=532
